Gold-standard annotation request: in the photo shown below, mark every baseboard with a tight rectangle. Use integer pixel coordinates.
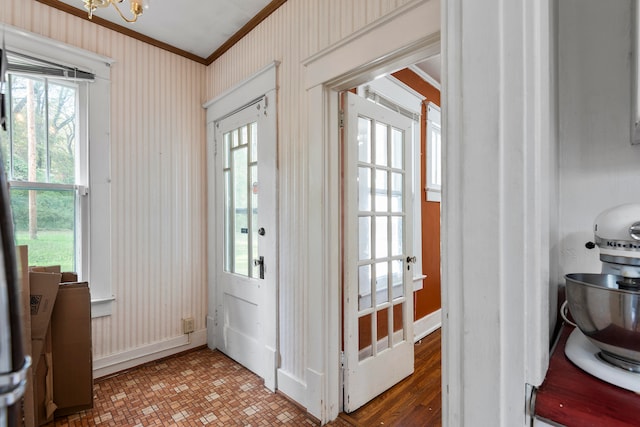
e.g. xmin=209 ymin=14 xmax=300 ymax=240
xmin=414 ymin=308 xmax=442 ymax=342
xmin=305 ymin=368 xmax=325 ymax=421
xmin=93 ymin=328 xmax=208 ymax=378
xmin=277 ymin=369 xmax=307 ymax=408
xmin=206 ymin=315 xmax=216 ymax=349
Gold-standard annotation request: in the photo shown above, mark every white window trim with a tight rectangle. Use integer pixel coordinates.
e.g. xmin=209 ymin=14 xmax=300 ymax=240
xmin=2 ymin=23 xmax=114 ymax=318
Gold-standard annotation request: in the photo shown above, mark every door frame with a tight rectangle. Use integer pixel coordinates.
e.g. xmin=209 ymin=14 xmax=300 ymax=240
xmin=302 ymin=0 xmax=441 ymax=422
xmin=204 ymin=61 xmax=280 ymax=391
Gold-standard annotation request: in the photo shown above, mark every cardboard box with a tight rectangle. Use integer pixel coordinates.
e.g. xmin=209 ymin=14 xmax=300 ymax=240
xmin=60 ymin=272 xmax=78 ymax=283
xmin=29 ymin=265 xmax=61 ymax=273
xmin=17 ymin=245 xmax=35 ymax=427
xmin=29 ymin=271 xmax=61 ymax=342
xmin=33 ymin=330 xmax=56 ymax=426
xmin=51 ymin=282 xmax=93 ymax=416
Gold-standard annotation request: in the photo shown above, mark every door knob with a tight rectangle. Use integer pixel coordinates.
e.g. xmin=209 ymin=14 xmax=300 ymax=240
xmin=406 ymin=256 xmax=417 ymax=264
xmin=254 ymin=256 xmax=265 ymax=279
xmin=258 ymin=227 xmax=266 ymax=236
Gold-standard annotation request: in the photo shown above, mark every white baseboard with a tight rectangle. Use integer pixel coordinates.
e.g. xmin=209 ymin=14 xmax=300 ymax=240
xmin=305 ymin=368 xmax=324 ymax=421
xmin=277 ymin=369 xmax=307 ymax=407
xmin=206 ymin=315 xmax=216 ymax=349
xmin=414 ymin=308 xmax=442 ymax=342
xmin=93 ymin=328 xmax=208 ymax=378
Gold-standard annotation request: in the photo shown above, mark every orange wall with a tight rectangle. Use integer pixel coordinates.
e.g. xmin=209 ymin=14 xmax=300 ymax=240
xmin=391 ymin=68 xmax=442 ymax=320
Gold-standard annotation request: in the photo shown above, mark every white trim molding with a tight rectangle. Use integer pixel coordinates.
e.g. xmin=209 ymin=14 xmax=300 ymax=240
xmin=93 ymin=328 xmax=207 ymax=378
xmin=414 ymin=309 xmax=441 ymax=342
xmin=1 ymin=22 xmax=114 ymax=318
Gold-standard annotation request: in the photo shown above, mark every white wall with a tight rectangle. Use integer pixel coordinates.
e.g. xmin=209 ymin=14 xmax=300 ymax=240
xmin=558 ymin=0 xmax=640 ymax=280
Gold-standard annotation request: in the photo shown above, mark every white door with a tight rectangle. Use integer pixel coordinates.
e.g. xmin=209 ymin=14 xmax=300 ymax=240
xmin=343 ymin=91 xmax=415 ymax=412
xmin=214 ymin=97 xmax=277 ymax=391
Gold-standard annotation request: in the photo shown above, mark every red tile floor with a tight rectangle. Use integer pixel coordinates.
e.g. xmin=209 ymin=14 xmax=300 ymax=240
xmin=48 ymin=347 xmax=352 ymax=426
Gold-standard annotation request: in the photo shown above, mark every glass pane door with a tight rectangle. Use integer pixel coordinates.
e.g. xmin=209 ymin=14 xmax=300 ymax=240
xmin=344 ymin=91 xmax=414 ymax=413
xmin=223 ymin=122 xmax=259 ymax=278
xmin=356 ymin=118 xmax=407 ymax=360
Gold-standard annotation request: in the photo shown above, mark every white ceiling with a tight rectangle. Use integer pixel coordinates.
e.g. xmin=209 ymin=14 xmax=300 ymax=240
xmin=58 ymin=0 xmax=273 ymax=59
xmin=414 ymin=54 xmax=441 ymax=85
xmin=54 ymin=0 xmax=443 ymax=82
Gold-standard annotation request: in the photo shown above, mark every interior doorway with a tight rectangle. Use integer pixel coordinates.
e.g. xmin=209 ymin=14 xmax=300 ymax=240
xmin=340 ymin=60 xmax=443 ymax=413
xmin=301 ymin=1 xmax=441 ymax=422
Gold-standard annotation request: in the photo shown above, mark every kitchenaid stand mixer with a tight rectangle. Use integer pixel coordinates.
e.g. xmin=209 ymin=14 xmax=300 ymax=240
xmin=563 ymin=203 xmax=640 ymax=392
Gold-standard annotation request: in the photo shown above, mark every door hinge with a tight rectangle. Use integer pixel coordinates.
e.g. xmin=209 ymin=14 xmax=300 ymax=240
xmin=339 ymin=110 xmax=345 ymax=128
xmin=340 ymin=351 xmax=345 ymax=369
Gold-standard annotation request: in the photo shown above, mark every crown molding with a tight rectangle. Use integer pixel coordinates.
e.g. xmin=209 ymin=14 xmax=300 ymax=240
xmin=35 ymin=0 xmax=287 ymax=66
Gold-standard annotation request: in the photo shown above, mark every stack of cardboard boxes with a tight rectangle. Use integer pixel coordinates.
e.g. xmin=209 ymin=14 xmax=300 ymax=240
xmin=17 ymin=246 xmax=93 ymax=426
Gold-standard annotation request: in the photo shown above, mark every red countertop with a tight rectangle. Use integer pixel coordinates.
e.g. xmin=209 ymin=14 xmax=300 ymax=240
xmin=534 ymin=326 xmax=640 ymax=427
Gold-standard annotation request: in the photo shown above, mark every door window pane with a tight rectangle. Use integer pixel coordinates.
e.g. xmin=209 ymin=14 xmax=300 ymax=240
xmin=250 ymin=122 xmax=258 ymax=162
xmin=391 ymin=259 xmax=403 ymax=299
xmin=223 ymin=132 xmax=231 ymax=168
xmin=375 ymin=122 xmax=388 ymax=166
xmin=223 ymin=121 xmax=259 ymax=277
xmin=250 ymin=165 xmax=259 ymax=278
xmin=358 ymin=167 xmax=372 ymax=212
xmin=376 ymin=261 xmax=389 ymax=305
xmin=375 ymin=170 xmax=388 ymax=212
xmin=359 ymin=264 xmax=372 ymax=311
xmin=375 ymin=216 xmax=388 ymax=259
xmin=358 ymin=117 xmax=371 ymax=163
xmin=391 ymin=216 xmax=402 ymax=257
xmin=358 ymin=216 xmax=371 ymax=260
xmin=391 ymin=128 xmax=403 ymax=170
xmin=224 ymin=170 xmax=231 ymax=272
xmin=391 ymin=172 xmax=402 ymax=213
xmin=232 ymin=146 xmax=249 ymax=276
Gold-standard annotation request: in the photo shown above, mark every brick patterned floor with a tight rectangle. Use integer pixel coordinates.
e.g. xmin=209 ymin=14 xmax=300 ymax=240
xmin=48 ymin=348 xmax=352 ymax=426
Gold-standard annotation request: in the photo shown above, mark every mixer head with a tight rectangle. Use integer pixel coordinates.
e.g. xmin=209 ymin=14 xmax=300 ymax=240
xmin=594 ymin=203 xmax=640 ymax=279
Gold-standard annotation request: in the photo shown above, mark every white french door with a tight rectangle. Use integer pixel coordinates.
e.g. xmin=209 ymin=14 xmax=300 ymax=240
xmin=214 ymin=97 xmax=277 ymax=391
xmin=343 ymin=91 xmax=415 ymax=412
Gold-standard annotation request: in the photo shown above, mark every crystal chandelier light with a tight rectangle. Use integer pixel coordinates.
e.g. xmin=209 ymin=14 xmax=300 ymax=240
xmin=83 ymin=0 xmax=149 ymax=23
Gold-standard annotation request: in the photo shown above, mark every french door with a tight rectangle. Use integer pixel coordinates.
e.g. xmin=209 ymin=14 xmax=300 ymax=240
xmin=343 ymin=91 xmax=415 ymax=412
xmin=214 ymin=97 xmax=277 ymax=390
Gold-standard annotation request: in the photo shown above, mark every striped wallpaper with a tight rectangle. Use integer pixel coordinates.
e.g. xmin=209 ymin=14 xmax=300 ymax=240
xmin=1 ymin=0 xmax=419 ymax=403
xmin=205 ymin=0 xmax=414 ymax=389
xmin=1 ymin=0 xmax=208 ymax=367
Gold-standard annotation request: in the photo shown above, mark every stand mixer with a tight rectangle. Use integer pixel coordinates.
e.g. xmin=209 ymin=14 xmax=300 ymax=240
xmin=563 ymin=203 xmax=640 ymax=392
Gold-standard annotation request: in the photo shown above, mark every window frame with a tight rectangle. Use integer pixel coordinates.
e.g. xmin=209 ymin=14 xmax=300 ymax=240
xmin=2 ymin=23 xmax=114 ymax=317
xmin=425 ymin=102 xmax=441 ymax=202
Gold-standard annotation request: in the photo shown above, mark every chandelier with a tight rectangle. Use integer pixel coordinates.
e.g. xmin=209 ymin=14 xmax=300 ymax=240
xmin=83 ymin=0 xmax=148 ymax=23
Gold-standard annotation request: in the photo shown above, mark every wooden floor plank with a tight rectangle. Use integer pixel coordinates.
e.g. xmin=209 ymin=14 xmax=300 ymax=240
xmin=336 ymin=328 xmax=442 ymax=427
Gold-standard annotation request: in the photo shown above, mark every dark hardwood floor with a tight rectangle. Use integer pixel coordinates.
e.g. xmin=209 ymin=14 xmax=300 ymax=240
xmin=337 ymin=328 xmax=442 ymax=427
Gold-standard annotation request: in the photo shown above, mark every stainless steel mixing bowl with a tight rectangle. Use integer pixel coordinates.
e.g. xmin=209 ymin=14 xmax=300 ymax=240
xmin=565 ymin=273 xmax=640 ymax=367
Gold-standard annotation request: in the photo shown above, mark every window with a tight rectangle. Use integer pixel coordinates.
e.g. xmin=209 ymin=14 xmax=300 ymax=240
xmin=1 ymin=24 xmax=113 ymax=317
xmin=2 ymin=73 xmax=85 ymax=272
xmin=425 ymin=102 xmax=441 ymax=202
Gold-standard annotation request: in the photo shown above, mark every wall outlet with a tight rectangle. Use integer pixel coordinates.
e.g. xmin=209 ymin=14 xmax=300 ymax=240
xmin=182 ymin=317 xmax=195 ymax=334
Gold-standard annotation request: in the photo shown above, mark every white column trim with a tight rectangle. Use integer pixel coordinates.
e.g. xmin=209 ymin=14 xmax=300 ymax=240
xmin=442 ymin=0 xmax=552 ymax=425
